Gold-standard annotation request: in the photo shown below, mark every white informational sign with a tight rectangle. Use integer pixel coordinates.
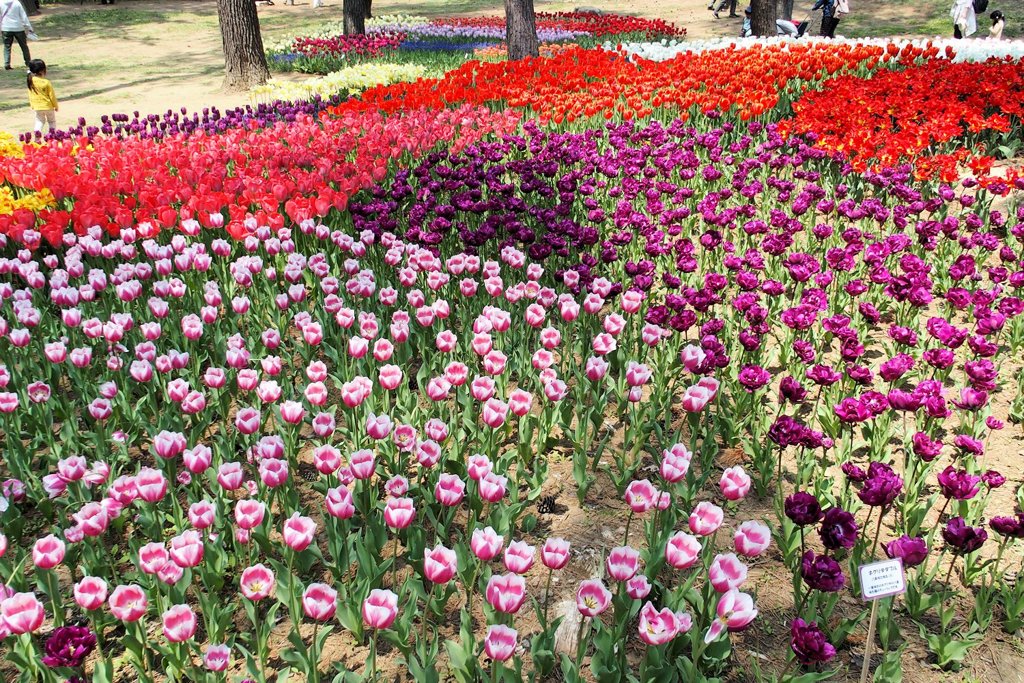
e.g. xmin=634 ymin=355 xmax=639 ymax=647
xmin=858 ymin=558 xmax=906 ymax=601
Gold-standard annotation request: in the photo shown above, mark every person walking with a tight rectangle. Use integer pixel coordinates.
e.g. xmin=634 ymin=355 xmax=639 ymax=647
xmin=1 ymin=0 xmax=33 ymax=70
xmin=709 ymin=0 xmax=739 ymax=20
xmin=812 ymin=0 xmax=844 ymax=37
xmin=951 ymin=0 xmax=977 ymax=37
xmin=27 ymin=59 xmax=57 ymax=133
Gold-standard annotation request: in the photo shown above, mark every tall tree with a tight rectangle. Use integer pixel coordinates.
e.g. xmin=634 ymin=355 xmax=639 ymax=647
xmin=344 ymin=0 xmax=370 ymax=35
xmin=217 ymin=0 xmax=270 ymax=91
xmin=750 ymin=0 xmax=777 ymax=35
xmin=504 ymin=0 xmax=539 ymax=61
xmin=781 ymin=0 xmax=795 ymax=20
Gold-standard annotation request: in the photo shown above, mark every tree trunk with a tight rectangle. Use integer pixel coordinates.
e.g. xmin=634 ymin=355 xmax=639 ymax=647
xmin=344 ymin=0 xmax=368 ymax=35
xmin=364 ymin=0 xmax=373 ymax=19
xmin=751 ymin=0 xmax=778 ymax=35
xmin=504 ymin=0 xmax=539 ymax=61
xmin=781 ymin=0 xmax=795 ymax=21
xmin=217 ymin=0 xmax=270 ymax=91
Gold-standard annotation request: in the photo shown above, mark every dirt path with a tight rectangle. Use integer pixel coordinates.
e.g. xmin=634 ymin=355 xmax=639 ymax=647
xmin=0 ymin=0 xmax=760 ymax=136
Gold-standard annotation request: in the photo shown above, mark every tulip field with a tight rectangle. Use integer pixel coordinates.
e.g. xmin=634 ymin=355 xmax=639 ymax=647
xmin=1 ymin=9 xmax=1024 ymax=682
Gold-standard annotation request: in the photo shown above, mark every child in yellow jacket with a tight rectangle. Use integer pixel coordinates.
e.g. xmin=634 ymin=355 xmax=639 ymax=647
xmin=27 ymin=59 xmax=57 ymax=134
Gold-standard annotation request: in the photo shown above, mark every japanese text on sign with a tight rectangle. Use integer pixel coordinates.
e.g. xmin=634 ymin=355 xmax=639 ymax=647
xmin=858 ymin=558 xmax=906 ymax=601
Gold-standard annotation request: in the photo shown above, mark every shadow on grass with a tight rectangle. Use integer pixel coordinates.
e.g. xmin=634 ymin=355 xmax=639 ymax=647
xmin=0 ymin=63 xmax=223 ymax=112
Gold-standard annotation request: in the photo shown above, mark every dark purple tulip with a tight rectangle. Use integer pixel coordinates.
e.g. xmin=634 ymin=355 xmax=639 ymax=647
xmin=942 ymin=517 xmax=987 ymax=554
xmin=833 ymin=398 xmax=871 ymax=424
xmin=952 ymin=434 xmax=984 ymax=456
xmin=790 ymin=618 xmax=837 ymax=665
xmin=982 ymin=470 xmax=1006 ymax=488
xmin=801 ymin=550 xmax=845 ymax=592
xmin=884 ymin=535 xmax=928 ymax=567
xmin=858 ymin=461 xmax=903 ymax=507
xmin=911 ymin=432 xmax=943 ymax=461
xmin=937 ymin=466 xmax=982 ymax=501
xmin=989 ymin=516 xmax=1024 ymax=539
xmin=779 ymin=376 xmax=807 ymax=404
xmin=842 ymin=462 xmax=867 ymax=483
xmin=785 ymin=491 xmax=823 ymax=527
xmin=42 ymin=626 xmax=96 ymax=668
xmin=819 ymin=508 xmax=858 ymax=551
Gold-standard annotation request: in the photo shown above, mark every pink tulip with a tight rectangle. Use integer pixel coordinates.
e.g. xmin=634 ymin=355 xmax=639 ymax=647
xmin=625 ymin=479 xmax=658 ymax=513
xmin=183 ymin=445 xmax=213 ymax=473
xmin=504 ymin=540 xmax=535 ymax=575
xmin=384 ymin=497 xmax=415 ymax=530
xmin=638 ymin=602 xmax=680 ymax=645
xmin=471 ymin=526 xmax=504 ymax=561
xmin=481 ymin=398 xmax=509 ymax=428
xmin=108 ymin=584 xmax=148 ymax=622
xmin=74 ymin=576 xmax=108 ymax=611
xmin=169 ymin=530 xmax=204 ymax=568
xmin=585 ymin=356 xmax=609 ymax=381
xmin=235 ymin=499 xmax=266 ymax=530
xmin=626 ymin=575 xmax=652 ymax=600
xmin=138 ymin=542 xmax=170 ymax=574
xmin=152 ymin=430 xmax=187 ymax=460
xmin=0 ymin=593 xmax=45 ymax=634
xmin=709 ymin=553 xmax=748 ymax=592
xmin=135 ymin=467 xmax=168 ymax=503
xmin=362 ymin=589 xmax=399 ymax=630
xmin=606 ymin=546 xmax=640 ymax=581
xmin=423 ymin=544 xmax=458 ymax=584
xmin=366 ymin=413 xmax=394 ymax=440
xmin=235 ymin=407 xmax=261 ymax=434
xmin=74 ymin=502 xmax=109 ymax=537
xmin=326 ymin=485 xmax=356 ymax=520
xmin=58 ymin=456 xmax=89 ymax=483
xmin=303 ymin=583 xmax=338 ymax=621
xmin=576 ymin=579 xmax=612 ymax=617
xmin=681 ymin=385 xmax=713 ymax=413
xmin=704 ymin=589 xmax=758 ymax=643
xmin=484 ymin=624 xmax=517 ymax=662
xmin=478 ymin=472 xmax=508 ymax=503
xmin=680 ymin=345 xmax=706 ymax=372
xmin=258 ymin=458 xmax=288 ymax=488
xmin=283 ymin=512 xmax=317 ymax=552
xmin=486 ymin=573 xmax=527 ymax=614
xmin=416 ymin=440 xmax=442 ymax=468
xmin=734 ymin=520 xmax=772 ymax=557
xmin=349 ymin=449 xmax=376 ymax=480
xmin=240 ymin=564 xmax=276 ymax=601
xmin=689 ymin=502 xmax=724 ymax=536
xmin=435 ymin=474 xmax=466 ymax=507
xmin=204 ymin=644 xmax=231 ymax=672
xmin=312 ymin=445 xmax=340 ymax=474
xmin=445 ymin=361 xmax=469 ymax=386
xmin=163 ymin=604 xmax=197 ymax=642
xmin=277 ymin=400 xmax=304 ymax=425
xmin=217 ymin=462 xmax=244 ymax=491
xmin=541 ymin=537 xmax=570 ymax=570
xmin=467 ymin=454 xmax=492 ymax=481
xmin=719 ymin=466 xmax=752 ymax=501
xmin=188 ymin=500 xmax=216 ymax=529
xmin=665 ymin=531 xmax=702 ymax=570
xmin=32 ymin=534 xmax=65 ymax=569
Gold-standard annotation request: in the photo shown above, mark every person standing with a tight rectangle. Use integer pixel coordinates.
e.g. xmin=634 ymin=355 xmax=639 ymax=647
xmin=812 ymin=0 xmax=844 ymax=37
xmin=27 ymin=59 xmax=57 ymax=133
xmin=989 ymin=10 xmax=1005 ymax=38
xmin=951 ymin=0 xmax=977 ymax=37
xmin=1 ymin=0 xmax=33 ymax=70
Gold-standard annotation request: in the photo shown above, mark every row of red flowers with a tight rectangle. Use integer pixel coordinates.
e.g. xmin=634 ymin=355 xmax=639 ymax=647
xmin=781 ymin=57 xmax=1024 ymax=184
xmin=0 ymin=107 xmax=520 ymax=246
xmin=328 ymin=43 xmax=911 ymax=124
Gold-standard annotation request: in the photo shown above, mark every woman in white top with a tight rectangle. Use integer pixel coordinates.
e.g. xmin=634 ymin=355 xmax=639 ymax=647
xmin=950 ymin=0 xmax=977 ymax=38
xmin=1 ymin=0 xmax=33 ymax=70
